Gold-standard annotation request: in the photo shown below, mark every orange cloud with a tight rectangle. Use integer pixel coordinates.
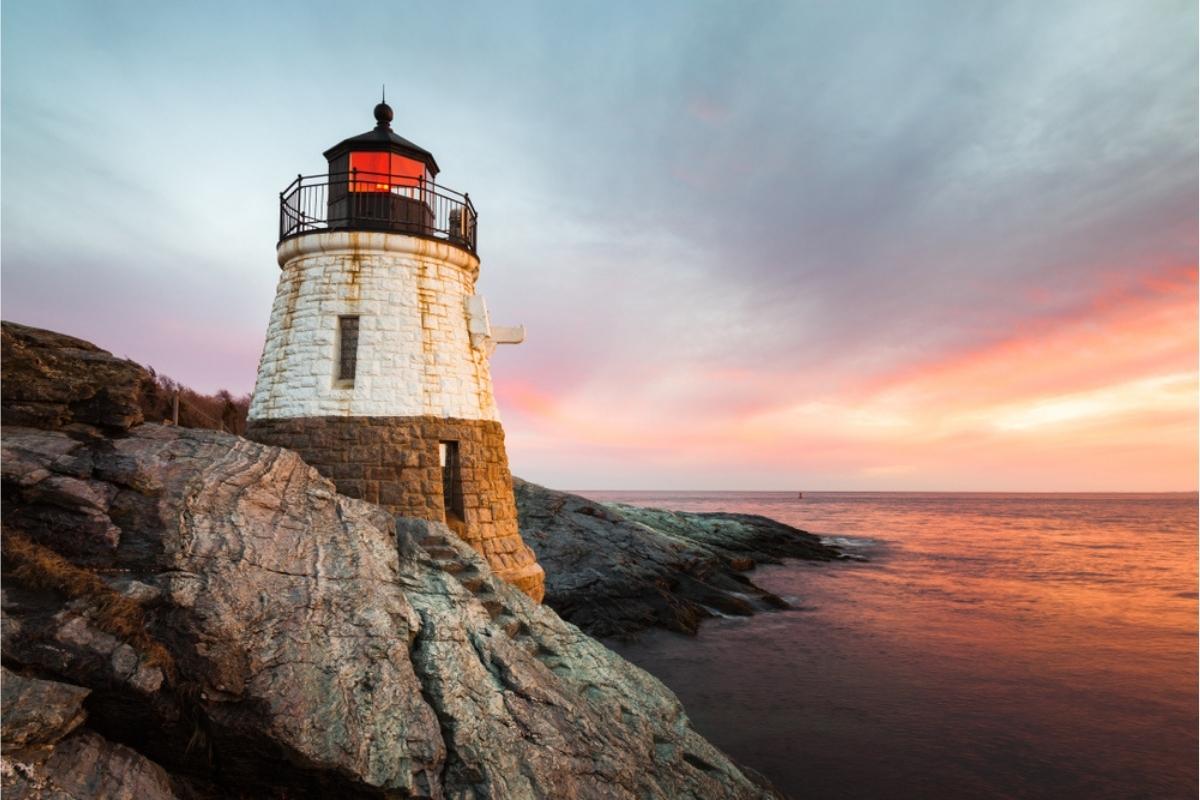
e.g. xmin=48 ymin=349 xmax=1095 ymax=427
xmin=500 ymin=264 xmax=1198 ymax=490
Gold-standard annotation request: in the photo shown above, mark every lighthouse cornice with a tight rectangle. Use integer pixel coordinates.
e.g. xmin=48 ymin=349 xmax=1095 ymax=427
xmin=277 ymin=230 xmax=480 ymax=275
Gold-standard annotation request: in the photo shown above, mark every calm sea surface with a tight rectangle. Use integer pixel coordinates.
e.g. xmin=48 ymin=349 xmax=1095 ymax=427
xmin=583 ymin=492 xmax=1198 ymax=800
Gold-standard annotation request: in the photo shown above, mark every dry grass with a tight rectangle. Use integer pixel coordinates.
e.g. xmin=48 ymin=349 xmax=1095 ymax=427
xmin=2 ymin=530 xmax=176 ymax=682
xmin=141 ymin=368 xmax=250 ymax=435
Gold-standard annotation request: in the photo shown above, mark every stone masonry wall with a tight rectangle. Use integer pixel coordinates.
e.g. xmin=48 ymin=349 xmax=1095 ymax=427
xmin=248 ymin=232 xmax=499 ymax=423
xmin=246 ymin=414 xmax=545 ymax=601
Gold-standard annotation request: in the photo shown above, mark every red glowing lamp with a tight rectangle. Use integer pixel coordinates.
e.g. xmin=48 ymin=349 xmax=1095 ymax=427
xmin=323 ymin=101 xmax=440 ymax=231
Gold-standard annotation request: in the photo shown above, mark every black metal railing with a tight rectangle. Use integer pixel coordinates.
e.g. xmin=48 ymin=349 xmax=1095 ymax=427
xmin=279 ymin=170 xmax=478 ymax=253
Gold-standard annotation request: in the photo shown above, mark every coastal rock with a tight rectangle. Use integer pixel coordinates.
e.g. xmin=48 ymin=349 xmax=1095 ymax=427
xmin=514 ymin=478 xmax=841 ymax=638
xmin=1 ymin=668 xmax=90 ymax=753
xmin=399 ymin=521 xmax=783 ymax=799
xmin=0 ymin=322 xmax=150 ymax=434
xmin=1 ymin=669 xmax=179 ymax=800
xmin=1 ymin=322 xmax=781 ymax=799
xmin=2 ymin=730 xmax=180 ymax=800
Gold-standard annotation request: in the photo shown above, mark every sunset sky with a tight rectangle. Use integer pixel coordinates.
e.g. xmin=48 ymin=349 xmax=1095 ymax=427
xmin=2 ymin=1 xmax=1196 ymax=491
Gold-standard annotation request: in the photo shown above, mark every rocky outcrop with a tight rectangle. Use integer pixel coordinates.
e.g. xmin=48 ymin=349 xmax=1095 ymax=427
xmin=1 ymin=667 xmax=180 ymax=799
xmin=4 ymin=726 xmax=180 ymax=800
xmin=1 ymin=668 xmax=90 ymax=754
xmin=246 ymin=415 xmax=546 ymax=602
xmin=514 ymin=479 xmax=843 ymax=639
xmin=1 ymin=322 xmax=151 ymax=434
xmin=1 ymin=322 xmax=779 ymax=799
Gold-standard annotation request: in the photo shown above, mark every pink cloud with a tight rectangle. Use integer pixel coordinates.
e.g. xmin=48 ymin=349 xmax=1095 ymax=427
xmin=500 ymin=262 xmax=1198 ymax=490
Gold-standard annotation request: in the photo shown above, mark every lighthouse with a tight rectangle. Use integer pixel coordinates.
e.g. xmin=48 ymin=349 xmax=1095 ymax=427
xmin=246 ymin=100 xmax=545 ymax=602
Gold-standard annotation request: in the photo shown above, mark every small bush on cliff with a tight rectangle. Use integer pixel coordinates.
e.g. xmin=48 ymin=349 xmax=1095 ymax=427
xmin=141 ymin=369 xmax=250 ymax=435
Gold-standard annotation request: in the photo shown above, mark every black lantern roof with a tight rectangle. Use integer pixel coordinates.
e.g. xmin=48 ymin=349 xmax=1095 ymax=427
xmin=322 ymin=101 xmax=440 ymax=177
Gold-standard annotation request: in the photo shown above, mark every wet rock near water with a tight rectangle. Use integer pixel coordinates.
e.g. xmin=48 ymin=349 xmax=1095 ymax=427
xmin=514 ymin=479 xmax=843 ymax=639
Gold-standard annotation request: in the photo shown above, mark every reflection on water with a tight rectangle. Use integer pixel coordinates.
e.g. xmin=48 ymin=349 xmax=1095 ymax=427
xmin=589 ymin=492 xmax=1198 ymax=800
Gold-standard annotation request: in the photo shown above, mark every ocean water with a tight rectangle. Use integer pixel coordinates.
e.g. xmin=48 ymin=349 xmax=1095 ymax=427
xmin=584 ymin=492 xmax=1198 ymax=800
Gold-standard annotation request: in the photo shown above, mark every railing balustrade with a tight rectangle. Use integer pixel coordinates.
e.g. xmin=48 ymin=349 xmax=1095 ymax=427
xmin=279 ymin=170 xmax=477 ymax=253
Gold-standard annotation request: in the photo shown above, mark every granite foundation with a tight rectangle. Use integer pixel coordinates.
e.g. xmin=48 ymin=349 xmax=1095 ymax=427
xmin=247 ymin=415 xmax=545 ymax=601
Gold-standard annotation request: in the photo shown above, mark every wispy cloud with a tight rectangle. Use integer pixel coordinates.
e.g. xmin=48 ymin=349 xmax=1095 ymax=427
xmin=2 ymin=0 xmax=1195 ymax=489
xmin=501 ymin=262 xmax=1196 ymax=489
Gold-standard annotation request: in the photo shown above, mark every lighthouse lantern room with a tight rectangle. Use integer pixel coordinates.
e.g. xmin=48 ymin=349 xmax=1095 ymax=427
xmin=279 ymin=101 xmax=475 ymax=250
xmin=247 ymin=99 xmax=544 ymax=602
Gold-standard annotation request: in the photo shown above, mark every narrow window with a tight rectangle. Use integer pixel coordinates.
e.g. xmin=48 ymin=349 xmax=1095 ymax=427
xmin=337 ymin=315 xmax=360 ymax=383
xmin=440 ymin=441 xmax=464 ymax=520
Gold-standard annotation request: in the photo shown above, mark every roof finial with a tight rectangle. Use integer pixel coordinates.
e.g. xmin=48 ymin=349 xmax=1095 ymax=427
xmin=373 ymin=88 xmax=393 ymax=129
xmin=381 ymin=84 xmax=386 ymax=104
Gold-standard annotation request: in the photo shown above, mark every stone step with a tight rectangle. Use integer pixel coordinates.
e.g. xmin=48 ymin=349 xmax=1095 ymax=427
xmin=420 ymin=534 xmax=450 ymax=548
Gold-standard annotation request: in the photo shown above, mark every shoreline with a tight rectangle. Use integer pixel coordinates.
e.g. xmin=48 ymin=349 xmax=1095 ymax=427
xmin=0 ymin=320 xmax=795 ymax=799
xmin=515 ymin=478 xmax=849 ymax=640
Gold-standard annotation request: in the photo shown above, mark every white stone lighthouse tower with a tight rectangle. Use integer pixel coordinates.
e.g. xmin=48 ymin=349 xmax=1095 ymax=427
xmin=247 ymin=100 xmax=544 ymax=601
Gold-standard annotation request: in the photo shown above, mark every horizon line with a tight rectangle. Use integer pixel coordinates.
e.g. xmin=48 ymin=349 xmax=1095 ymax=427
xmin=566 ymin=488 xmax=1200 ymax=495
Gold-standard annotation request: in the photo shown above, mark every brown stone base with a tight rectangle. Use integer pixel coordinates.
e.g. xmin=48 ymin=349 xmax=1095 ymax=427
xmin=246 ymin=415 xmax=544 ymax=602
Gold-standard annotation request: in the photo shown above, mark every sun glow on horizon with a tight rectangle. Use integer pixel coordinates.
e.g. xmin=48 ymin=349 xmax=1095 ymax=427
xmin=1 ymin=0 xmax=1192 ymax=493
xmin=499 ymin=265 xmax=1198 ymax=492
